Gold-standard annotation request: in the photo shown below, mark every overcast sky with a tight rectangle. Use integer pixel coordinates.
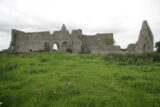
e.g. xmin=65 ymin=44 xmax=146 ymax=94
xmin=0 ymin=0 xmax=160 ymax=50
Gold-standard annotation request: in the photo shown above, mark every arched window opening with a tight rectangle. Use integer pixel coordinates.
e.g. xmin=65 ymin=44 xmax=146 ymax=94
xmin=29 ymin=49 xmax=32 ymax=52
xmin=11 ymin=46 xmax=14 ymax=50
xmin=53 ymin=43 xmax=59 ymax=51
xmin=142 ymin=44 xmax=146 ymax=52
xmin=17 ymin=45 xmax=19 ymax=49
xmin=44 ymin=42 xmax=50 ymax=51
xmin=145 ymin=36 xmax=147 ymax=41
xmin=62 ymin=41 xmax=68 ymax=47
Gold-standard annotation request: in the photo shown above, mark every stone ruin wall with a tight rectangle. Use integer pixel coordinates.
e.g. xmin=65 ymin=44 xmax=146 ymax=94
xmin=9 ymin=30 xmax=51 ymax=52
xmin=126 ymin=20 xmax=154 ymax=53
xmin=82 ymin=34 xmax=121 ymax=54
xmin=8 ymin=20 xmax=154 ymax=54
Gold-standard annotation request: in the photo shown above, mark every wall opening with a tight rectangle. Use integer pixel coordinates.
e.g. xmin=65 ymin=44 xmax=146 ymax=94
xmin=53 ymin=43 xmax=59 ymax=51
xmin=44 ymin=42 xmax=50 ymax=51
xmin=142 ymin=44 xmax=146 ymax=52
xmin=17 ymin=45 xmax=19 ymax=49
xmin=144 ymin=36 xmax=147 ymax=41
xmin=29 ymin=49 xmax=32 ymax=52
xmin=11 ymin=46 xmax=14 ymax=50
xmin=62 ymin=41 xmax=68 ymax=47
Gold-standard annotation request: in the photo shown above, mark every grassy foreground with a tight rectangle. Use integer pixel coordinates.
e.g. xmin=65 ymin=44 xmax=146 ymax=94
xmin=0 ymin=52 xmax=160 ymax=107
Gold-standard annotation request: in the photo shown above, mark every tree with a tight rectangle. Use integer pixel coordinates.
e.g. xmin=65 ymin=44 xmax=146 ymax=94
xmin=155 ymin=41 xmax=160 ymax=52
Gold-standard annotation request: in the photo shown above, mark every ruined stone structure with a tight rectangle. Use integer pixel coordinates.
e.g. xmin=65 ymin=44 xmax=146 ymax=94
xmin=127 ymin=20 xmax=154 ymax=53
xmin=8 ymin=20 xmax=154 ymax=54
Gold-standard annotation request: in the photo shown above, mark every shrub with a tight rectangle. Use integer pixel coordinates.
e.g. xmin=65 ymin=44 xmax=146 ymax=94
xmin=136 ymin=58 xmax=144 ymax=65
xmin=127 ymin=58 xmax=135 ymax=64
xmin=155 ymin=41 xmax=160 ymax=53
xmin=140 ymin=66 xmax=154 ymax=72
xmin=66 ymin=48 xmax=72 ymax=53
xmin=145 ymin=58 xmax=153 ymax=64
xmin=104 ymin=52 xmax=160 ymax=65
xmin=118 ymin=62 xmax=128 ymax=65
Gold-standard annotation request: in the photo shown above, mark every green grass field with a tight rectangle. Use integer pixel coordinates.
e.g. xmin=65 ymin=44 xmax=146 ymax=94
xmin=0 ymin=52 xmax=160 ymax=107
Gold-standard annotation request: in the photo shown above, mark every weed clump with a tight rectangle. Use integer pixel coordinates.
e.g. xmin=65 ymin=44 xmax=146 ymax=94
xmin=133 ymin=82 xmax=160 ymax=95
xmin=40 ymin=57 xmax=49 ymax=62
xmin=121 ymin=75 xmax=135 ymax=80
xmin=4 ymin=63 xmax=18 ymax=71
xmin=30 ymin=63 xmax=35 ymax=65
xmin=139 ymin=66 xmax=154 ymax=72
xmin=118 ymin=62 xmax=128 ymax=65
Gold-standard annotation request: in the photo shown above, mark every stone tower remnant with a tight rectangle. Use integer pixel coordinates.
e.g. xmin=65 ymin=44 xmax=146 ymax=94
xmin=127 ymin=20 xmax=154 ymax=53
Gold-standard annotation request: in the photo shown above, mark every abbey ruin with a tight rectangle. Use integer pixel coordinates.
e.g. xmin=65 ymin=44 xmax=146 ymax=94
xmin=8 ymin=20 xmax=154 ymax=54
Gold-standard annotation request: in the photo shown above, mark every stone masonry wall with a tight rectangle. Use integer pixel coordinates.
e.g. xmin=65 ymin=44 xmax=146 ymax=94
xmin=8 ymin=20 xmax=154 ymax=54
